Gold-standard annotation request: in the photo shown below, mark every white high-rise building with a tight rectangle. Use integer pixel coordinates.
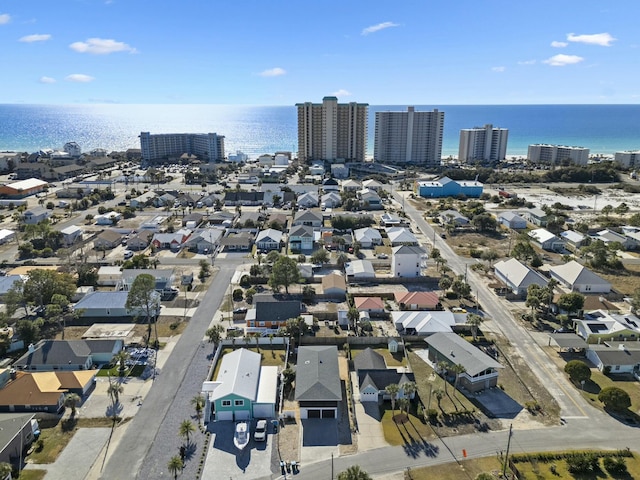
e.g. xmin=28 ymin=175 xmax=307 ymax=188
xmin=296 ymin=96 xmax=368 ymax=163
xmin=139 ymin=132 xmax=225 ymax=163
xmin=527 ymin=144 xmax=589 ymax=166
xmin=615 ymin=150 xmax=640 ymax=169
xmin=458 ymin=124 xmax=508 ymax=164
xmin=374 ymin=107 xmax=444 ymax=166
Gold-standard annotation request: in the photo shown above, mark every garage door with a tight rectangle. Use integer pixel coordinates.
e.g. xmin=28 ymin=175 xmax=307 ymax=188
xmin=253 ymin=403 xmax=274 ymax=419
xmin=234 ymin=410 xmax=251 ymax=421
xmin=307 ymin=409 xmax=321 ymax=418
xmin=321 ymin=410 xmax=336 ymax=419
xmin=216 ymin=411 xmax=233 ymax=421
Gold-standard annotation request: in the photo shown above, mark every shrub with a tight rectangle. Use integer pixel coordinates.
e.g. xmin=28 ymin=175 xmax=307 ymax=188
xmin=598 ymin=386 xmax=631 ymax=412
xmin=564 ymin=360 xmax=591 ymax=384
xmin=566 ymin=453 xmax=599 ymax=474
xmin=603 ymin=456 xmax=628 ymax=476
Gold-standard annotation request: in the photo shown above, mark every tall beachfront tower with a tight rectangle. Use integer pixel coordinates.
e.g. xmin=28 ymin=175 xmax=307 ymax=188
xmin=458 ymin=124 xmax=508 ymax=164
xmin=139 ymin=132 xmax=225 ymax=164
xmin=374 ymin=107 xmax=444 ymax=166
xmin=296 ymin=97 xmax=368 ymax=163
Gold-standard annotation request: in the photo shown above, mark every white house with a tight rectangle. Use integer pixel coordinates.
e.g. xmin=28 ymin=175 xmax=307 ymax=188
xmin=95 ymin=211 xmax=121 ymax=225
xmin=386 ymin=227 xmax=418 ymax=246
xmin=586 ymin=342 xmax=640 ymax=374
xmin=97 ymin=266 xmax=123 ymax=286
xmin=561 ymin=230 xmax=586 ymax=250
xmin=345 ymin=260 xmax=375 ymax=279
xmin=255 ymin=228 xmax=283 ymax=251
xmin=22 ymin=207 xmax=50 ymax=225
xmin=392 ymin=310 xmax=466 ymax=336
xmin=497 ymin=212 xmax=527 ymax=230
xmin=353 ymin=227 xmax=382 ymax=249
xmin=362 ymin=179 xmax=383 ymax=191
xmin=528 ymin=228 xmax=565 ymax=252
xmin=593 ymin=229 xmax=637 ymax=251
xmin=549 ymin=261 xmax=611 ymax=293
xmin=575 ymin=310 xmax=640 ymax=342
xmin=297 ymin=192 xmax=319 ymax=209
xmin=391 ymin=245 xmax=426 ymax=278
xmin=493 ymin=258 xmax=548 ymax=297
xmin=289 ymin=225 xmax=314 ymax=252
xmin=0 ymin=229 xmax=16 ymax=245
xmin=60 ymin=225 xmax=83 ymax=246
xmin=321 ymin=192 xmax=341 ymax=209
xmin=341 ymin=179 xmax=361 ymax=192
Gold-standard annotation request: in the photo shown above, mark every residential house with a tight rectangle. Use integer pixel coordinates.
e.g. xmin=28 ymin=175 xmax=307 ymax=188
xmin=426 ymin=332 xmax=503 ymax=392
xmin=155 ymin=193 xmax=176 ymax=207
xmin=174 ymin=193 xmax=198 ymax=208
xmin=394 ymin=291 xmax=440 ymax=310
xmin=549 ymin=261 xmax=611 ymax=293
xmin=321 ymin=192 xmax=341 ymax=209
xmin=528 ymin=228 xmax=565 ymax=252
xmin=560 ymin=230 xmax=586 ymax=250
xmin=97 ymin=266 xmax=122 ymax=286
xmin=493 ymin=258 xmax=548 ymax=297
xmin=223 ymin=191 xmax=264 ymax=206
xmin=73 ymin=290 xmax=161 ymax=319
xmin=220 ymin=232 xmax=254 ymax=251
xmin=345 ymin=260 xmax=375 ymax=279
xmin=255 ymin=228 xmax=283 ymax=251
xmin=0 ymin=229 xmax=16 ymax=245
xmin=575 ymin=310 xmax=640 ymax=343
xmin=130 ymin=191 xmax=157 ymax=209
xmin=121 ymin=269 xmax=175 ymax=291
xmin=341 ymin=179 xmax=361 ymax=192
xmin=139 ymin=216 xmax=167 ymax=232
xmin=245 ymin=299 xmax=301 ymax=332
xmin=235 ymin=211 xmax=263 ymax=228
xmin=353 ymin=227 xmax=382 ymax=249
xmin=295 ymin=346 xmax=342 ymax=419
xmin=201 ymin=193 xmax=222 ymax=208
xmin=95 ymin=211 xmax=121 ymax=225
xmin=152 ymin=230 xmax=190 ymax=251
xmin=22 ymin=207 xmax=49 ymax=225
xmin=322 ymin=177 xmax=340 ymax=192
xmin=60 ymin=225 xmax=83 ymax=246
xmin=497 ymin=212 xmax=527 ymax=230
xmin=202 ymin=348 xmax=278 ymax=422
xmin=182 ymin=212 xmax=204 ymax=228
xmin=266 ymin=212 xmax=288 ymax=231
xmin=292 ymin=210 xmax=323 ymax=228
xmin=0 ymin=412 xmax=39 ymax=465
xmin=321 ymin=273 xmax=347 ymax=299
xmin=593 ymin=229 xmax=636 ymax=250
xmin=331 ymin=164 xmax=349 ymax=179
xmin=354 ymin=297 xmax=385 ymax=314
xmin=417 ymin=177 xmax=483 ymax=198
xmin=386 ymin=227 xmax=419 ymax=246
xmin=585 ymin=342 xmax=640 ymax=375
xmin=13 ymin=339 xmax=122 ymax=371
xmin=393 ymin=310 xmax=464 ymax=336
xmin=94 ymin=230 xmax=123 ymax=250
xmin=524 ymin=208 xmax=548 ymax=227
xmin=184 ymin=228 xmax=223 ymax=254
xmin=208 ymin=211 xmax=236 ymax=226
xmin=126 ymin=231 xmax=154 ymax=251
xmin=288 ymin=225 xmax=314 ymax=252
xmin=439 ymin=210 xmax=469 ymax=227
xmin=380 ymin=212 xmax=402 ymax=227
xmin=359 ymin=188 xmax=382 ymax=209
xmin=392 ymin=245 xmax=426 ymax=278
xmin=362 ymin=179 xmax=383 ymax=191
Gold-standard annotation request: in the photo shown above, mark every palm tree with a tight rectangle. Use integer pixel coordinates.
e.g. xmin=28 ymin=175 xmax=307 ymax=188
xmin=107 ymin=381 xmax=124 ymax=405
xmin=64 ymin=392 xmax=81 ymax=418
xmin=191 ymin=395 xmax=205 ymax=421
xmin=167 ymin=455 xmax=183 ymax=480
xmin=0 ymin=462 xmax=12 ymax=480
xmin=437 ymin=361 xmax=450 ymax=393
xmin=338 ymin=465 xmax=372 ymax=480
xmin=179 ymin=419 xmax=196 ymax=445
xmin=467 ymin=313 xmax=483 ymax=341
xmin=385 ymin=383 xmax=400 ymax=416
xmin=113 ymin=350 xmax=130 ymax=377
xmin=347 ymin=307 xmax=360 ymax=333
xmin=402 ymin=381 xmax=417 ymax=403
xmin=433 ymin=388 xmax=445 ymax=413
xmin=451 ymin=363 xmax=467 ymax=403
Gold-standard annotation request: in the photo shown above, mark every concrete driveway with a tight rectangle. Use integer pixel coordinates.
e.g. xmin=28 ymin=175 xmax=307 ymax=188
xmin=299 ymin=419 xmax=340 ymax=464
xmin=470 ymin=387 xmax=523 ymax=419
xmin=350 ymin=372 xmax=389 ymax=452
xmin=202 ymin=421 xmax=274 ymax=479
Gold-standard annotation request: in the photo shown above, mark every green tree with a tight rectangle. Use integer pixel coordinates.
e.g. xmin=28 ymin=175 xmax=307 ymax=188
xmin=265 ymin=250 xmax=281 ymax=264
xmin=16 ymin=319 xmax=41 ymax=346
xmin=451 ymin=276 xmax=471 ymax=299
xmin=337 ymin=465 xmax=372 ymax=480
xmin=113 ymin=350 xmax=130 ymax=377
xmin=385 ymin=383 xmax=400 ymax=416
xmin=64 ymin=392 xmax=81 ymax=418
xmin=107 ymin=381 xmax=123 ymax=405
xmin=232 ymin=288 xmax=244 ymax=302
xmin=467 ymin=313 xmax=483 ymax=341
xmin=451 ymin=363 xmax=467 ymax=402
xmin=347 ymin=307 xmax=360 ymax=332
xmin=433 ymin=388 xmax=445 ymax=412
xmin=511 ymin=241 xmax=535 ymax=261
xmin=525 ymin=284 xmax=544 ymax=316
xmin=480 ymin=249 xmax=499 ymax=266
xmin=206 ymin=324 xmax=224 ymax=343
xmin=125 ymin=273 xmax=160 ymax=346
xmin=564 ymin=360 xmax=591 ymax=384
xmin=179 ymin=419 xmax=195 ymax=444
xmin=0 ymin=462 xmax=12 ymax=480
xmin=557 ymin=292 xmax=585 ymax=317
xmin=310 ymin=248 xmax=329 ymax=264
xmin=471 ymin=213 xmax=497 ymax=232
xmin=167 ymin=455 xmax=183 ymax=480
xmin=601 ymin=204 xmax=613 ymax=217
xmin=23 ymin=269 xmax=76 ymax=309
xmin=402 ymin=381 xmax=417 ymax=402
xmin=598 ymin=386 xmax=631 ymax=412
xmin=336 ymin=252 xmax=349 ymax=268
xmin=282 ymin=316 xmax=309 ymax=347
xmin=4 ymin=279 xmax=27 ymax=316
xmin=268 ymin=255 xmax=300 ymax=294
xmin=438 ymin=275 xmax=453 ymax=292
xmin=191 ymin=395 xmax=205 ymax=421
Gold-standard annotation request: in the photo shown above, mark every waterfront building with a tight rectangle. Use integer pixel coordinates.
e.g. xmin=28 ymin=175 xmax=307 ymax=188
xmin=63 ymin=142 xmax=82 ymax=157
xmin=615 ymin=150 xmax=640 ymax=169
xmin=416 ymin=176 xmax=483 ymax=198
xmin=139 ymin=132 xmax=225 ymax=164
xmin=374 ymin=107 xmax=444 ymax=166
xmin=527 ymin=144 xmax=589 ymax=166
xmin=458 ymin=124 xmax=508 ymax=164
xmin=296 ymin=96 xmax=368 ymax=163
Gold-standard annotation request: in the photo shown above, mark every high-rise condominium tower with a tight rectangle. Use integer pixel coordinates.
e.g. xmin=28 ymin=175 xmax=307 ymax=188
xmin=374 ymin=107 xmax=444 ymax=166
xmin=139 ymin=132 xmax=225 ymax=163
xmin=458 ymin=124 xmax=508 ymax=164
xmin=296 ymin=96 xmax=368 ymax=162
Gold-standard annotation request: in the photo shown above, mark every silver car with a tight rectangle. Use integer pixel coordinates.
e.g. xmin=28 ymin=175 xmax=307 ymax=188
xmin=253 ymin=419 xmax=267 ymax=442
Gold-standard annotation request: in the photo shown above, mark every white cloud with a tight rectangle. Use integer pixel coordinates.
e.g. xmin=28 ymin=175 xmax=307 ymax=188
xmin=0 ymin=14 xmax=10 ymax=24
xmin=491 ymin=66 xmax=506 ymax=72
xmin=20 ymin=34 xmax=52 ymax=43
xmin=551 ymin=41 xmax=568 ymax=48
xmin=567 ymin=32 xmax=616 ymax=46
xmin=543 ymin=54 xmax=584 ymax=67
xmin=69 ymin=38 xmax=137 ymax=54
xmin=39 ymin=76 xmax=56 ymax=84
xmin=361 ymin=21 xmax=399 ymax=36
xmin=258 ymin=67 xmax=286 ymax=77
xmin=331 ymin=89 xmax=351 ymax=97
xmin=66 ymin=74 xmax=95 ymax=83
xmin=518 ymin=60 xmax=536 ymax=65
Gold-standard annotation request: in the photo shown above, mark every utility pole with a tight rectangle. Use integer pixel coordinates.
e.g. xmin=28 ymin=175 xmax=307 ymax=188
xmin=331 ymin=452 xmax=334 ymax=479
xmin=502 ymin=423 xmax=513 ymax=477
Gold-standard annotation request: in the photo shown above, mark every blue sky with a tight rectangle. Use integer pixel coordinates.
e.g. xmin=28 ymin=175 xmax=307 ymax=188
xmin=1 ymin=0 xmax=638 ymax=104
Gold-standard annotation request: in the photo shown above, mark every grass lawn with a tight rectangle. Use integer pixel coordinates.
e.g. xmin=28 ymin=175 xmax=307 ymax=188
xmin=351 ymin=347 xmax=407 ymax=367
xmin=380 ymin=406 xmax=436 ymax=444
xmin=407 ymin=456 xmax=502 ymax=480
xmin=579 ymin=370 xmax=640 ymax=419
xmin=96 ymin=364 xmax=146 ymax=377
xmin=515 ymin=452 xmax=640 ymax=479
xmin=15 ymin=471 xmax=47 ymax=480
xmin=155 ymin=318 xmax=188 ymax=337
xmin=211 ymin=347 xmax=287 ymax=380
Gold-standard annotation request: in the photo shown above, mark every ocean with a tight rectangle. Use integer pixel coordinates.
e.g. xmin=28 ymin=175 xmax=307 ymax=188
xmin=1 ymin=104 xmax=639 ymax=158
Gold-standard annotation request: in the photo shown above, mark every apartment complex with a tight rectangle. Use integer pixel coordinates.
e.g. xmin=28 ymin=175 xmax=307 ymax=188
xmin=139 ymin=132 xmax=225 ymax=164
xmin=374 ymin=107 xmax=444 ymax=166
xmin=527 ymin=144 xmax=590 ymax=166
xmin=458 ymin=124 xmax=508 ymax=164
xmin=296 ymin=97 xmax=368 ymax=163
xmin=615 ymin=150 xmax=640 ymax=169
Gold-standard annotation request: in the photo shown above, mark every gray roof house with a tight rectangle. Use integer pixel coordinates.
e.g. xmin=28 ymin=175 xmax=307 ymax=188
xmin=353 ymin=347 xmax=387 ymax=371
xmin=74 ymin=290 xmax=161 ymax=319
xmin=22 ymin=207 xmax=50 ymax=225
xmin=353 ymin=348 xmax=416 ymax=403
xmin=121 ymin=269 xmax=175 ymax=291
xmin=293 ymin=210 xmax=323 ymax=228
xmin=524 ymin=207 xmax=548 ymax=227
xmin=295 ymin=346 xmax=342 ymax=419
xmin=426 ymin=332 xmax=503 ymax=393
xmin=246 ymin=299 xmax=301 ymax=332
xmin=549 ymin=261 xmax=611 ymax=294
xmin=528 ymin=228 xmax=565 ymax=252
xmin=493 ymin=258 xmax=548 ymax=297
xmin=256 ymin=228 xmax=283 ymax=251
xmin=439 ymin=210 xmax=469 ymax=226
xmin=13 ymin=339 xmax=122 ymax=371
xmin=184 ymin=228 xmax=223 ymax=254
xmin=497 ymin=212 xmax=527 ymax=230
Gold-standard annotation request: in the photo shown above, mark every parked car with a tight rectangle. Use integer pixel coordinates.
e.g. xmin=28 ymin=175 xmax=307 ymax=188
xmin=123 ymin=250 xmax=134 ymax=259
xmin=254 ymin=419 xmax=267 ymax=442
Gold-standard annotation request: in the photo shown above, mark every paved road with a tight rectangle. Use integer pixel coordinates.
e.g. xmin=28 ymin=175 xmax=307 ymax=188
xmin=100 ymin=262 xmax=239 ymax=479
xmin=393 ymin=191 xmax=591 ymax=419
